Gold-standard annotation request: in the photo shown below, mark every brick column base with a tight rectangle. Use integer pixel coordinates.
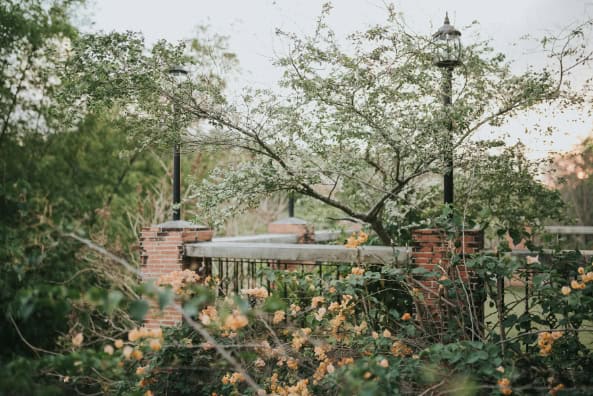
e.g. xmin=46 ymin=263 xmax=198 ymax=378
xmin=411 ymin=228 xmax=484 ymax=338
xmin=268 ymin=217 xmax=315 ymax=243
xmin=140 ymin=220 xmax=213 ymax=328
xmin=268 ymin=217 xmax=315 ymax=271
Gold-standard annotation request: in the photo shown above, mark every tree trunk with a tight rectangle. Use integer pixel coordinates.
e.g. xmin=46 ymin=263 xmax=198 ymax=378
xmin=370 ymin=219 xmax=392 ymax=246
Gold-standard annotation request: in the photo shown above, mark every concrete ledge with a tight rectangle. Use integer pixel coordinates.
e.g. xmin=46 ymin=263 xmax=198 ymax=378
xmin=269 ymin=217 xmax=308 ymax=225
xmin=544 ymin=226 xmax=593 ymax=235
xmin=213 ymin=233 xmax=298 ymax=244
xmin=154 ymin=220 xmax=209 ymax=231
xmin=487 ymin=249 xmax=593 ymax=258
xmin=185 ymin=242 xmax=409 ymax=265
xmin=212 ymin=229 xmax=353 ymax=244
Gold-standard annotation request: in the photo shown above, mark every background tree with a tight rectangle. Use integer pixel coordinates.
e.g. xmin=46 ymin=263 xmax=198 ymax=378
xmin=546 ymin=135 xmax=593 ymax=248
xmin=456 ymin=142 xmax=566 ymax=247
xmin=552 ymin=136 xmax=593 ymax=225
xmin=185 ymin=7 xmax=591 ymax=244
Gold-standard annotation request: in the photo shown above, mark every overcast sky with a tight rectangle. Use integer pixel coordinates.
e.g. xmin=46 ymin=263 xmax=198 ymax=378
xmin=85 ymin=0 xmax=593 ymax=157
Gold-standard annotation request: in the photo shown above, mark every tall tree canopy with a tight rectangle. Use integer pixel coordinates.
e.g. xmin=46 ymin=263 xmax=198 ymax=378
xmin=0 ymin=1 xmax=192 ymax=393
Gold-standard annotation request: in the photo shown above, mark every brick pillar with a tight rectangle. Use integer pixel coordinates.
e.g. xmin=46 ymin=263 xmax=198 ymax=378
xmin=268 ymin=217 xmax=315 ymax=243
xmin=268 ymin=217 xmax=315 ymax=271
xmin=140 ymin=220 xmax=213 ymax=328
xmin=411 ymin=229 xmax=484 ymax=333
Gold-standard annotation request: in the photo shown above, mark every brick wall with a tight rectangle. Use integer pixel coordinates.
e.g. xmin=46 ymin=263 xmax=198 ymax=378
xmin=411 ymin=228 xmax=484 ymax=333
xmin=140 ymin=220 xmax=213 ymax=328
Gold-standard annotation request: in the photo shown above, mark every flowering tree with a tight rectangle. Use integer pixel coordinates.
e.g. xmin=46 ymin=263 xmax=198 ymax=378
xmin=178 ymin=8 xmax=592 ymax=244
xmin=62 ymin=6 xmax=593 ymax=244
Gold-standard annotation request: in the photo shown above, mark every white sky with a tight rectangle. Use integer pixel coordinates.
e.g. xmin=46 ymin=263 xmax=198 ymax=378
xmin=84 ymin=0 xmax=593 ymax=158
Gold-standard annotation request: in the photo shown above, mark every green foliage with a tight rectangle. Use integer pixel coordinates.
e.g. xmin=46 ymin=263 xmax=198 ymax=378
xmin=457 ymin=143 xmax=565 ymax=236
xmin=76 ymin=248 xmax=592 ymax=396
xmin=0 ymin=1 xmax=174 ymax=393
xmin=173 ymin=6 xmax=588 ymax=244
xmin=6 ymin=219 xmax=586 ymax=395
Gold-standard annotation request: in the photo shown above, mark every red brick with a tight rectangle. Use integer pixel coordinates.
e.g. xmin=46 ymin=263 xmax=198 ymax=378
xmin=140 ymin=224 xmax=212 ymax=327
xmin=411 ymin=228 xmax=484 ymax=327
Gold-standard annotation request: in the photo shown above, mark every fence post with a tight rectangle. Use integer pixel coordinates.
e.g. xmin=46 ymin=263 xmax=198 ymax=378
xmin=139 ymin=220 xmax=213 ymax=328
xmin=411 ymin=228 xmax=484 ymax=337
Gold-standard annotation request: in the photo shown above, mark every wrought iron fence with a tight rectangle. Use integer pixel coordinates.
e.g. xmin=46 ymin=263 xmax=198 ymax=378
xmin=205 ymin=257 xmax=354 ymax=298
xmin=483 ymin=250 xmax=593 ymax=345
xmin=184 ymin=241 xmax=409 ymax=298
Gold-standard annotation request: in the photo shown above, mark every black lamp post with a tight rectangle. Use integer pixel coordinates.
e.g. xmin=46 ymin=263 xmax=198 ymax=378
xmin=433 ymin=13 xmax=462 ymax=206
xmin=168 ymin=65 xmax=188 ymax=221
xmin=288 ymin=192 xmax=295 ymax=218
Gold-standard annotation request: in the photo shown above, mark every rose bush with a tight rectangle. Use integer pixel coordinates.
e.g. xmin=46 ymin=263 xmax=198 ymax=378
xmin=55 ymin=230 xmax=593 ymax=395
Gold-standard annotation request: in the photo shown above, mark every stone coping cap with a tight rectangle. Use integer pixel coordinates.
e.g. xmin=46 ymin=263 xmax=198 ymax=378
xmin=270 ymin=217 xmax=308 ymax=225
xmin=154 ymin=220 xmax=209 ymax=230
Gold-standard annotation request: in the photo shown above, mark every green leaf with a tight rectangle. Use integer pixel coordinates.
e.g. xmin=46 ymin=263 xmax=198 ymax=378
xmin=388 ymin=309 xmax=401 ymax=319
xmin=465 ymin=350 xmax=489 ymax=364
xmin=105 ymin=290 xmax=123 ymax=314
xmin=183 ymin=300 xmax=199 ymax=318
xmin=85 ymin=287 xmax=107 ymax=304
xmin=158 ymin=288 xmax=174 ymax=310
xmin=129 ymin=300 xmax=149 ymax=321
xmin=508 ymin=228 xmax=523 ymax=244
xmin=533 ymin=273 xmax=548 ymax=286
xmin=262 ymin=295 xmax=287 ymax=313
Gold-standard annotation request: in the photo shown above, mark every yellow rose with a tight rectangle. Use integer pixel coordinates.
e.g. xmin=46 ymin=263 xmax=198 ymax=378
xmin=72 ymin=333 xmax=84 ymax=347
xmin=149 ymin=339 xmax=162 ymax=352
xmin=561 ymin=286 xmax=571 ymax=296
